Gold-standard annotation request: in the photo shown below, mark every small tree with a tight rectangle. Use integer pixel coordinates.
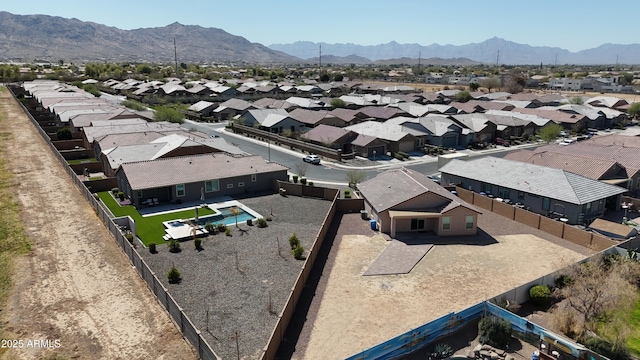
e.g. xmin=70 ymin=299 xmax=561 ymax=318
xmin=56 ymin=127 xmax=73 ymax=140
xmin=480 ymin=77 xmax=501 ymax=93
xmin=194 ymin=238 xmax=203 ymax=251
xmin=331 ymin=98 xmax=347 ymax=108
xmin=149 ymin=243 xmax=157 ymax=253
xmin=469 ymin=82 xmax=480 ymax=91
xmin=454 ymin=90 xmax=472 ymax=103
xmin=529 ymin=285 xmax=551 ymax=307
xmin=627 ymin=102 xmax=640 ymax=120
xmin=256 ymin=217 xmax=268 ymax=228
xmin=167 ymin=265 xmax=181 ymax=284
xmin=153 ymin=106 xmax=184 ymax=124
xmin=537 ymin=123 xmax=563 ymax=143
xmin=229 ymin=207 xmax=241 ymax=227
xmin=288 ymin=233 xmax=300 ymax=249
xmin=295 ymin=162 xmax=309 ymax=177
xmin=478 ymin=316 xmax=512 ymax=348
xmin=570 ymin=96 xmax=584 ymax=105
xmin=168 ymin=239 xmax=181 ymax=253
xmin=292 ymin=245 xmax=304 ymax=260
xmin=345 ymin=170 xmax=366 ymax=189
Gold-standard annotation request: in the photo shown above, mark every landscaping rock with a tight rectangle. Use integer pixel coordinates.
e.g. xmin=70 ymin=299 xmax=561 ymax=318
xmin=479 ymin=350 xmax=491 ymax=358
xmin=497 ymin=350 xmax=506 ymax=357
xmin=481 ymin=345 xmax=493 ymax=351
xmin=505 ymin=355 xmax=515 ymax=360
xmin=490 ymin=351 xmax=499 ymax=360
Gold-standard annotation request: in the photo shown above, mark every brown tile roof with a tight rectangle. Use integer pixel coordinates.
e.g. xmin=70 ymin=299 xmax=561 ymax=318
xmin=358 ymin=168 xmax=480 ymax=214
xmin=119 ymin=154 xmax=288 ymax=190
xmin=300 ymin=124 xmax=354 ymax=143
xmin=288 ymin=109 xmax=337 ymax=126
xmin=515 ymin=108 xmax=586 ymax=124
xmin=504 ymin=149 xmax=624 ymax=180
xmin=584 ymin=134 xmax=640 ymax=148
xmin=330 ymin=108 xmax=359 ymax=122
xmin=533 ymin=143 xmax=640 ymax=178
xmin=357 ymin=106 xmax=406 ymax=120
xmin=96 ymin=130 xmax=208 ymax=150
xmin=351 ymin=134 xmax=383 ymax=147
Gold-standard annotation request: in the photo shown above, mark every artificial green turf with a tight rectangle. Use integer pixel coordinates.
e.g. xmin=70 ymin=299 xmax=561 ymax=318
xmin=97 ymin=191 xmax=215 ymax=246
xmin=67 ymin=158 xmax=99 ymax=165
xmin=625 ymin=298 xmax=640 ymax=356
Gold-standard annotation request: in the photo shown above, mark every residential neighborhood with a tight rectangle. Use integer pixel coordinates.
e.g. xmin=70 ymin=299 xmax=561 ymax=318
xmin=5 ymin=67 xmax=640 ymax=360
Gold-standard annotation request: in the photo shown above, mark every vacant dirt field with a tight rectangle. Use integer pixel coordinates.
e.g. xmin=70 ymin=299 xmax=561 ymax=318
xmin=298 ymin=227 xmax=587 ymax=359
xmin=0 ymin=89 xmax=196 ymax=360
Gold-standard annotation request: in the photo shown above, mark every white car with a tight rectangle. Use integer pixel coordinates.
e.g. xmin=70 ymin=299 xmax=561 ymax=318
xmin=303 ymin=154 xmax=321 ymax=164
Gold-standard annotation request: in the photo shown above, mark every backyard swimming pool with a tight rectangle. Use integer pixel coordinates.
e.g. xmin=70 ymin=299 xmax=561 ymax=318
xmin=194 ymin=206 xmax=256 ymax=226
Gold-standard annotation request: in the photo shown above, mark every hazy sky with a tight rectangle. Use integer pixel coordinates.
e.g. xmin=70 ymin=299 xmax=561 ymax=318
xmin=4 ymin=0 xmax=640 ymax=55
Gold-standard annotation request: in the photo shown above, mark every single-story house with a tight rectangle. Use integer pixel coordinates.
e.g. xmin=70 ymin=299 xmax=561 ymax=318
xmin=350 ymin=134 xmax=389 ymax=158
xmin=346 ymin=121 xmax=418 ymax=153
xmin=440 ymin=157 xmax=627 ymax=225
xmin=359 ymin=168 xmax=481 ymax=237
xmin=299 ymin=124 xmax=357 ymax=152
xmin=240 ymin=109 xmax=304 ymax=134
xmin=288 ymin=108 xmax=348 ymax=128
xmin=115 ymin=153 xmax=288 ymax=208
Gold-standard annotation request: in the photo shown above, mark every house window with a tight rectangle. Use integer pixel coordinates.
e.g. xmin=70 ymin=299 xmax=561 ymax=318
xmin=542 ymin=197 xmax=550 ymax=211
xmin=205 ymin=180 xmax=219 ymax=192
xmin=498 ymin=188 xmax=510 ymax=199
xmin=137 ymin=191 xmax=143 ymax=199
xmin=227 ymin=183 xmax=233 ymax=189
xmin=238 ymin=182 xmax=245 ymax=187
xmin=442 ymin=217 xmax=451 ymax=230
xmin=411 ymin=218 xmax=425 ymax=230
xmin=518 ymin=191 xmax=525 ymax=200
xmin=582 ymin=202 xmax=592 ymax=214
xmin=465 ymin=215 xmax=474 ymax=229
xmin=251 ymin=174 xmax=257 ymax=182
xmin=483 ymin=183 xmax=492 ymax=194
xmin=176 ymin=184 xmax=185 ymax=197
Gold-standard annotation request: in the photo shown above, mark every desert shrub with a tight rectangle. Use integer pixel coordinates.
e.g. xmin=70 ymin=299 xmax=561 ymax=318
xmin=167 ymin=265 xmax=181 ymax=284
xmin=168 ymin=239 xmax=181 ymax=253
xmin=430 ymin=343 xmax=454 ymax=360
xmin=256 ymin=218 xmax=267 ymax=228
xmin=308 ymin=181 xmax=314 ymax=186
xmin=194 ymin=238 xmax=202 ymax=251
xmin=266 ymin=216 xmax=272 ymax=221
xmin=555 ymin=274 xmax=574 ymax=289
xmin=149 ymin=243 xmax=157 ymax=253
xmin=204 ymin=223 xmax=217 ymax=234
xmin=344 ymin=189 xmax=351 ymax=198
xmin=478 ymin=316 xmax=512 ymax=348
xmin=288 ymin=233 xmax=300 ymax=249
xmin=217 ymin=223 xmax=227 ymax=232
xmin=125 ymin=233 xmax=134 ymax=243
xmin=111 ymin=187 xmax=119 ymax=195
xmin=246 ymin=219 xmax=253 ymax=226
xmin=293 ymin=175 xmax=299 ymax=183
xmin=397 ymin=151 xmax=409 ymax=158
xmin=300 ymin=178 xmax=307 ymax=185
xmin=292 ymin=245 xmax=304 ymax=260
xmin=225 ymin=228 xmax=231 ymax=236
xmin=580 ymin=336 xmax=630 ymax=360
xmin=56 ymin=127 xmax=72 ymax=140
xmin=394 ymin=153 xmax=404 ymax=160
xmin=529 ymin=285 xmax=551 ymax=306
xmin=117 ymin=191 xmax=125 ymax=201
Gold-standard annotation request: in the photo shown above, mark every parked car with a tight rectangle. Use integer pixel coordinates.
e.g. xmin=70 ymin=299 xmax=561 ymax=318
xmin=495 ymin=138 xmax=510 ymax=147
xmin=428 ymin=174 xmax=441 ymax=184
xmin=559 ymin=130 xmax=569 ymax=137
xmin=303 ymin=154 xmax=321 ymax=164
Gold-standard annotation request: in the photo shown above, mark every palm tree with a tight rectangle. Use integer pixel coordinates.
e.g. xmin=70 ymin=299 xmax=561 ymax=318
xmin=229 ymin=207 xmax=241 ymax=227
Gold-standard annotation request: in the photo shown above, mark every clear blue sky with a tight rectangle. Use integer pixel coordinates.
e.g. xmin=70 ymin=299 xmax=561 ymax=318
xmin=4 ymin=0 xmax=639 ymax=53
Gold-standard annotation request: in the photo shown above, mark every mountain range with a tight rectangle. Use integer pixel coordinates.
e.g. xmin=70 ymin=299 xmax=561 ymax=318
xmin=270 ymin=38 xmax=640 ymax=65
xmin=0 ymin=11 xmax=638 ymax=65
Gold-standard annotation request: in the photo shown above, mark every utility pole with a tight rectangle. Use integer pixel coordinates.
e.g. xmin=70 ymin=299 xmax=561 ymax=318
xmin=174 ymin=37 xmax=178 ymax=78
xmin=319 ymin=43 xmax=322 ymax=70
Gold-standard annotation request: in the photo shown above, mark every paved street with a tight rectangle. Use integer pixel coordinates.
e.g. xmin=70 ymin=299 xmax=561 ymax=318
xmin=183 ymin=120 xmax=538 ymax=186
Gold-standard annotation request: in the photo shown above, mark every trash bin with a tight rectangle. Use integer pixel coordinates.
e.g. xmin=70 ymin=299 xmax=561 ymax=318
xmin=369 ymin=219 xmax=377 ymax=231
xmin=360 ymin=210 xmax=368 ymax=220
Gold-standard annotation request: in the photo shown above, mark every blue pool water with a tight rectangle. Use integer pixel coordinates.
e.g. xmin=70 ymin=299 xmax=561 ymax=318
xmin=195 ymin=207 xmax=255 ymax=226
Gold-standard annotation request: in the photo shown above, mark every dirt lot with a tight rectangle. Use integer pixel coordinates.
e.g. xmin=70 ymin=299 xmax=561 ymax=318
xmin=0 ymin=90 xmax=196 ymax=360
xmin=296 ymin=217 xmax=588 ymax=359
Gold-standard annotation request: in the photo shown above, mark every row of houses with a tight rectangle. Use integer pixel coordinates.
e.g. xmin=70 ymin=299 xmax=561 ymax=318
xmin=22 ymin=80 xmax=289 ymax=209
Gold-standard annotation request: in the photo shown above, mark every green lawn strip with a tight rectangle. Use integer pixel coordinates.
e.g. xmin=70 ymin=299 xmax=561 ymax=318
xmin=625 ymin=297 xmax=640 ymax=355
xmin=97 ymin=191 xmax=215 ymax=246
xmin=67 ymin=158 xmax=98 ymax=165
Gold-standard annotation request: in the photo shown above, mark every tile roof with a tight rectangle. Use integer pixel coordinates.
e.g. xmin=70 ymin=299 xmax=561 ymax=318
xmin=440 ymin=157 xmax=626 ymax=205
xmin=346 ymin=121 xmax=416 ymax=142
xmin=358 ymin=167 xmax=480 ymax=214
xmin=119 ymin=154 xmax=288 ymax=190
xmin=245 ymin=109 xmax=293 ymax=127
xmin=514 ymin=108 xmax=587 ymax=124
xmin=503 ymin=149 xmax=624 ymax=180
xmin=288 ymin=109 xmax=336 ymax=126
xmin=351 ymin=133 xmax=383 ymax=147
xmin=300 ymin=124 xmax=354 ymax=143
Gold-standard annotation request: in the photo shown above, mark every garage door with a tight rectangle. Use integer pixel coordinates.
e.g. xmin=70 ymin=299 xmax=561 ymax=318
xmin=367 ymin=146 xmax=385 ymax=158
xmin=441 ymin=134 xmax=458 ymax=148
xmin=398 ymin=140 xmax=414 ymax=152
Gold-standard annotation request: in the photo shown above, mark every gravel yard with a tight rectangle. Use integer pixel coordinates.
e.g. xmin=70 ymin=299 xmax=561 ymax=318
xmin=140 ymin=193 xmax=333 ymax=360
